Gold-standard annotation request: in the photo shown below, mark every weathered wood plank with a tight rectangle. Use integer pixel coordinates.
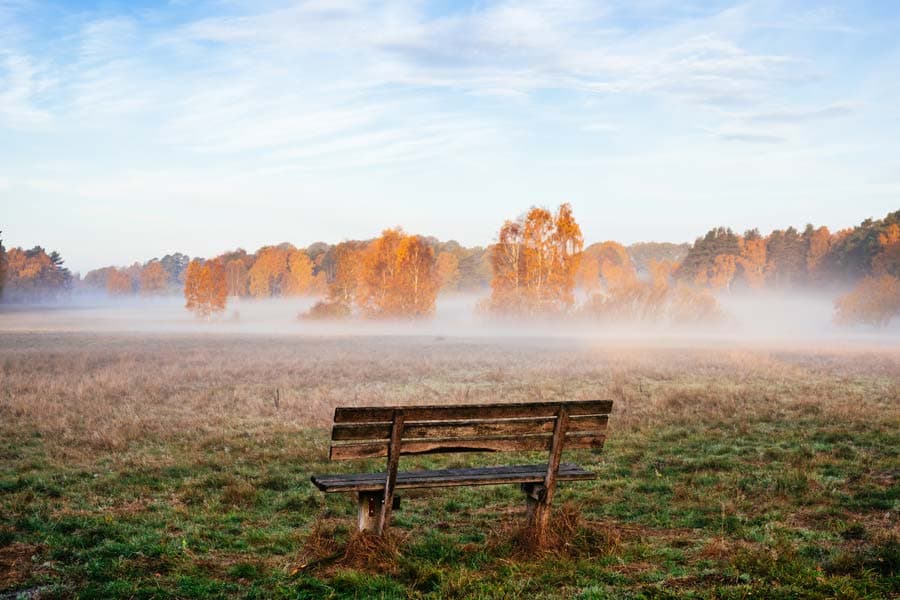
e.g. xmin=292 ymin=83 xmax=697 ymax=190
xmin=331 ymin=415 xmax=608 ymax=441
xmin=333 ymin=400 xmax=612 ymax=424
xmin=329 ymin=432 xmax=606 ymax=460
xmin=316 ymin=462 xmax=591 ymax=485
xmin=311 ymin=462 xmax=595 ymax=492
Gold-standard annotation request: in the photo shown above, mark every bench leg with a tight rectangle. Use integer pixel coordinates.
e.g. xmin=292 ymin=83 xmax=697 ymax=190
xmin=357 ymin=492 xmax=400 ymax=532
xmin=522 ymin=483 xmax=550 ymax=544
xmin=358 ymin=491 xmax=382 ymax=533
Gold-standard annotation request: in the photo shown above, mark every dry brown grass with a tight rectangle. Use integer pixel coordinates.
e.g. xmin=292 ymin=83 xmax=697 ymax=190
xmin=294 ymin=517 xmax=406 ymax=576
xmin=0 ymin=542 xmax=40 ymax=590
xmin=1 ymin=332 xmax=897 ymax=462
xmin=500 ymin=503 xmax=624 ymax=558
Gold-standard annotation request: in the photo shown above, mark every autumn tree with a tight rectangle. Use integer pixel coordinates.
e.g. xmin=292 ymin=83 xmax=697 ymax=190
xmin=184 ymin=259 xmax=227 ymax=318
xmin=576 ymin=253 xmax=602 ymax=298
xmin=765 ymin=227 xmax=807 ymax=286
xmin=582 ymin=253 xmax=721 ymax=323
xmin=248 ymin=246 xmax=289 ymax=297
xmin=520 ymin=207 xmax=555 ymax=308
xmin=106 ymin=269 xmax=133 ymax=295
xmin=736 ymin=229 xmax=767 ymax=288
xmin=224 ymin=259 xmax=249 ymax=297
xmin=310 ymin=271 xmax=328 ymax=295
xmin=708 ymin=254 xmax=737 ymax=290
xmin=488 ymin=219 xmax=525 ymax=312
xmin=356 ymin=228 xmax=438 ymax=318
xmin=3 ymin=246 xmax=73 ymax=301
xmin=139 ymin=261 xmax=168 ymax=295
xmin=83 ymin=266 xmax=115 ymax=291
xmin=826 ymin=210 xmax=900 ymax=280
xmin=436 ymin=251 xmax=460 ymax=292
xmin=804 ymin=225 xmax=832 ymax=283
xmin=834 ymin=274 xmax=900 ymax=327
xmin=329 ymin=241 xmax=366 ymax=306
xmin=283 ymin=249 xmax=314 ymax=296
xmin=550 ymin=203 xmax=584 ymax=308
xmin=872 ymin=223 xmax=900 ymax=278
xmin=594 ymin=241 xmax=635 ymax=291
xmin=395 ymin=235 xmax=439 ymax=316
xmin=488 ymin=204 xmax=583 ymax=314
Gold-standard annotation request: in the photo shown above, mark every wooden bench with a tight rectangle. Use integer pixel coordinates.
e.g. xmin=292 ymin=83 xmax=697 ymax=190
xmin=310 ymin=400 xmax=612 ymax=542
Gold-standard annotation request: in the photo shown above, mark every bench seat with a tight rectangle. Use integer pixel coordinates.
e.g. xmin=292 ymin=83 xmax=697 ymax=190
xmin=311 ymin=462 xmax=595 ymax=493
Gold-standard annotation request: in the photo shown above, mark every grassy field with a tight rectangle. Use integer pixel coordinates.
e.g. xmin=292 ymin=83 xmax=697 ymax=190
xmin=0 ymin=331 xmax=898 ymax=599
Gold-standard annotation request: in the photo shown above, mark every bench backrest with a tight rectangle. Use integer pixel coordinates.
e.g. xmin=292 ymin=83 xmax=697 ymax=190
xmin=329 ymin=400 xmax=612 ymax=460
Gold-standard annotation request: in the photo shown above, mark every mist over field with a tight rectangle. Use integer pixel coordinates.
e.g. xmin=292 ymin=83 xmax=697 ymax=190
xmin=1 ymin=290 xmax=897 ymax=345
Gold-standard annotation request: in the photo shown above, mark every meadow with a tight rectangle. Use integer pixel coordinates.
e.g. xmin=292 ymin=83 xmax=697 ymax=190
xmin=0 ymin=327 xmax=898 ymax=599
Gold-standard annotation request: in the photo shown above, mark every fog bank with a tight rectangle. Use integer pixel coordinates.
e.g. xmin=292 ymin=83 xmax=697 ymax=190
xmin=0 ymin=290 xmax=897 ymax=348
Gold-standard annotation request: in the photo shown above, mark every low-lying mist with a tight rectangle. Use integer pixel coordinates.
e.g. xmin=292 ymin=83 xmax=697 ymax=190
xmin=1 ymin=290 xmax=897 ymax=346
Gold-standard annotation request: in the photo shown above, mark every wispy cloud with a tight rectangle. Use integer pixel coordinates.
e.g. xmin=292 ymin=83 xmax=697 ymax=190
xmin=716 ymin=131 xmax=786 ymax=144
xmin=0 ymin=51 xmax=51 ymax=126
xmin=3 ymin=0 xmax=898 ymax=273
xmin=746 ymin=103 xmax=855 ymax=124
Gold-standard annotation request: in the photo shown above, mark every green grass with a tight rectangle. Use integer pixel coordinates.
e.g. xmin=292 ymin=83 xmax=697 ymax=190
xmin=1 ymin=420 xmax=897 ymax=599
xmin=1 ymin=333 xmax=898 ymax=598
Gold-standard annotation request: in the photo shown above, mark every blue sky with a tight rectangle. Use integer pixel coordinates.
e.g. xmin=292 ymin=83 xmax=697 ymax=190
xmin=1 ymin=0 xmax=899 ymax=273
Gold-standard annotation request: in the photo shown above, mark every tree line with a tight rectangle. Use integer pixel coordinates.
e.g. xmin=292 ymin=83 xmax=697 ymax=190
xmin=0 ymin=235 xmax=73 ymax=302
xmin=1 ymin=208 xmax=898 ymax=326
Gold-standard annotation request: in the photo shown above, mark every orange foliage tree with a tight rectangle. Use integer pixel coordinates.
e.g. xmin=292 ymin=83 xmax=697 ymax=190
xmin=834 ymin=274 xmax=900 ymax=327
xmin=834 ymin=224 xmax=900 ymax=327
xmin=805 ymin=226 xmax=832 ymax=281
xmin=737 ymin=233 xmax=767 ymax=288
xmin=4 ymin=246 xmax=72 ymax=300
xmin=139 ymin=261 xmax=168 ymax=295
xmin=224 ymin=259 xmax=249 ymax=297
xmin=581 ymin=251 xmax=721 ymax=323
xmin=248 ymin=246 xmax=289 ymax=297
xmin=283 ymin=249 xmax=314 ymax=296
xmin=436 ymin=251 xmax=460 ymax=292
xmin=396 ymin=235 xmax=439 ymax=316
xmin=488 ymin=203 xmax=583 ymax=314
xmin=305 ymin=241 xmax=366 ymax=318
xmin=106 ymin=269 xmax=133 ymax=295
xmin=356 ymin=229 xmax=438 ymax=318
xmin=488 ymin=220 xmax=526 ymax=312
xmin=329 ymin=241 xmax=366 ymax=307
xmin=595 ymin=241 xmax=635 ymax=291
xmin=709 ymin=254 xmax=737 ymax=290
xmin=184 ymin=259 xmax=227 ymax=318
xmin=872 ymin=223 xmax=900 ymax=277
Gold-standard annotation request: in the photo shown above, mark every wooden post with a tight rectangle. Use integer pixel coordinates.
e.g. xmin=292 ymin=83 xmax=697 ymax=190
xmin=358 ymin=491 xmax=382 ymax=532
xmin=528 ymin=405 xmax=569 ymax=546
xmin=521 ymin=482 xmax=545 ymax=521
xmin=376 ymin=410 xmax=405 ymax=534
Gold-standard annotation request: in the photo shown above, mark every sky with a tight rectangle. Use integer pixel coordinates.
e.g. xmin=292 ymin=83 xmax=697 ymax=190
xmin=1 ymin=0 xmax=899 ymax=274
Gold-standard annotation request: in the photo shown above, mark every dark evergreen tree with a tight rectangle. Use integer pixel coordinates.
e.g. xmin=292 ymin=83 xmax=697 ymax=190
xmin=765 ymin=227 xmax=807 ymax=286
xmin=160 ymin=253 xmax=190 ymax=286
xmin=678 ymin=227 xmax=741 ymax=282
